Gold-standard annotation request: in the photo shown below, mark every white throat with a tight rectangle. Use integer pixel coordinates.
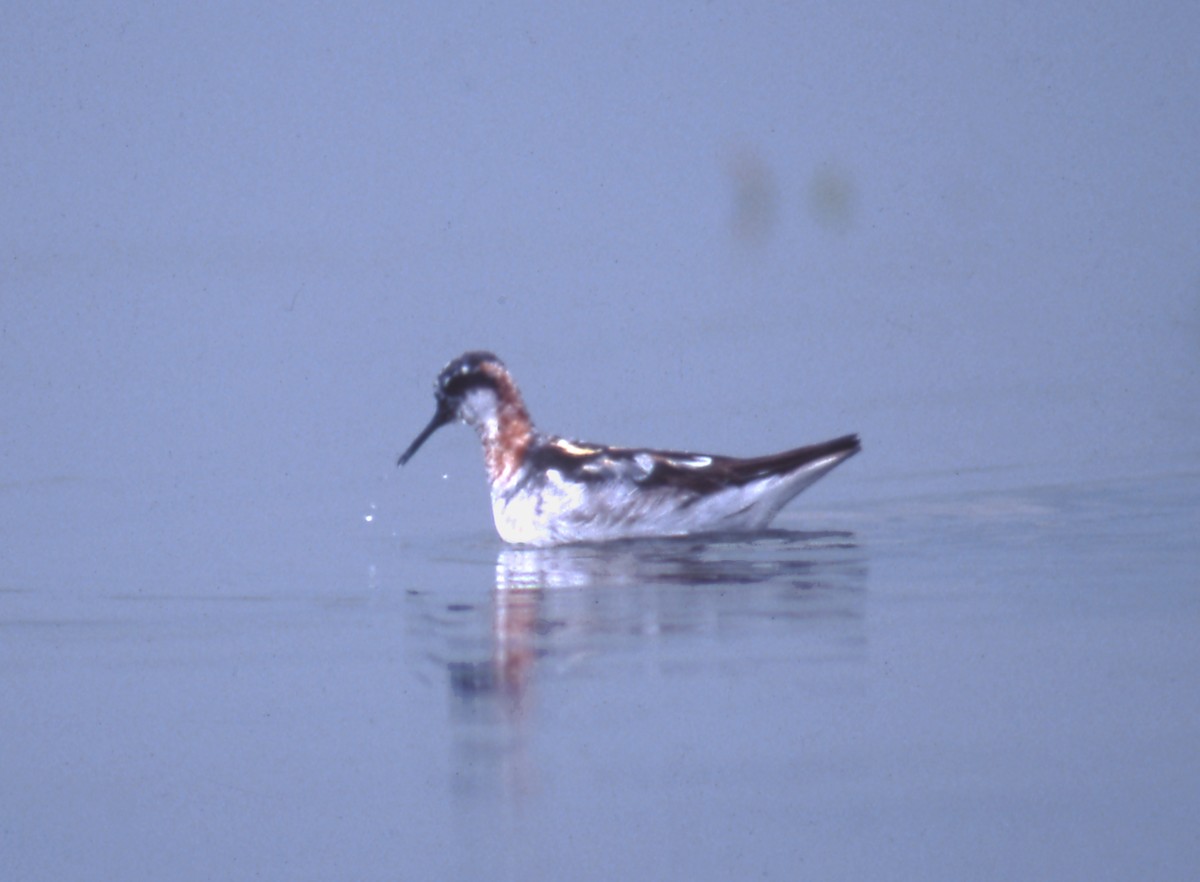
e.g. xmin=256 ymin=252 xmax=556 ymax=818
xmin=458 ymin=387 xmax=504 ymax=442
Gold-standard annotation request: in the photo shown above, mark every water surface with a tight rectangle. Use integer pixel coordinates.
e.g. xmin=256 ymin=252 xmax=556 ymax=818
xmin=3 ymin=468 xmax=1196 ymax=880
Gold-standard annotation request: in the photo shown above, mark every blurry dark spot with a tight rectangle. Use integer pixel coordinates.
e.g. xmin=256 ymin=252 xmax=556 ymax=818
xmin=448 ymin=660 xmax=496 ymax=695
xmin=806 ymin=164 xmax=857 ymax=233
xmin=727 ymin=147 xmax=778 ymax=244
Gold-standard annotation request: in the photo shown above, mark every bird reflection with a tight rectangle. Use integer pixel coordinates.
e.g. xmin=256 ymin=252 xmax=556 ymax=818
xmin=494 ymin=529 xmax=860 ymax=590
xmin=413 ymin=531 xmax=867 ymax=801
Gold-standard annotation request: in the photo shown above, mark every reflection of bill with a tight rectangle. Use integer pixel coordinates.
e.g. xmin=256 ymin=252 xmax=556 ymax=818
xmin=448 ymin=585 xmax=539 ymax=709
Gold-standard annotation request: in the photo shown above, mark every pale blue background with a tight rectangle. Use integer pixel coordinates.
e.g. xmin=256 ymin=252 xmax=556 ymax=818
xmin=3 ymin=4 xmax=1198 ymax=879
xmin=5 ymin=3 xmax=1196 ymax=522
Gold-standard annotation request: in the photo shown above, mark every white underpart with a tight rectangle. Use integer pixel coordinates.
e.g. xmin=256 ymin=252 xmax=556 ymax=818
xmin=489 ymin=449 xmax=852 ymax=547
xmin=492 ymin=468 xmax=586 ymax=545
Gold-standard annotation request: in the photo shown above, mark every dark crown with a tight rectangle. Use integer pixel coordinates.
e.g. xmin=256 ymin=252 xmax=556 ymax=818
xmin=436 ymin=350 xmax=504 ymax=396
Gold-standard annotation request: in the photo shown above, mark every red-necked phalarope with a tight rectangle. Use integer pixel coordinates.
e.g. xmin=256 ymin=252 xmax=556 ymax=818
xmin=398 ymin=351 xmax=860 ymax=546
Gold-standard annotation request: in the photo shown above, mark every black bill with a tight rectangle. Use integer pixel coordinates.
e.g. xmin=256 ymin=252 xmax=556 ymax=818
xmin=397 ymin=403 xmax=455 ymax=466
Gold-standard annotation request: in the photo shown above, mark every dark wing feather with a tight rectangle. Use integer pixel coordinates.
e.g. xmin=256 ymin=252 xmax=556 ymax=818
xmin=524 ymin=433 xmax=861 ymax=499
xmin=639 ymin=433 xmax=861 ymax=495
xmin=704 ymin=433 xmax=861 ymax=485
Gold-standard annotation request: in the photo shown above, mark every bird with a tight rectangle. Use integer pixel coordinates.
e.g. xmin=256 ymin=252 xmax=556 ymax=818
xmin=397 ymin=351 xmax=860 ymax=546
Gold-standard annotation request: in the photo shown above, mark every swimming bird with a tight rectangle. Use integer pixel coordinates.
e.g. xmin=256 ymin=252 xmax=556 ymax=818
xmin=397 ymin=351 xmax=859 ymax=546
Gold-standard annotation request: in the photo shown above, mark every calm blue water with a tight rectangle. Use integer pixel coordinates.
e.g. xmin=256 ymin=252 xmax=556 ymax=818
xmin=3 ymin=466 xmax=1196 ymax=880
